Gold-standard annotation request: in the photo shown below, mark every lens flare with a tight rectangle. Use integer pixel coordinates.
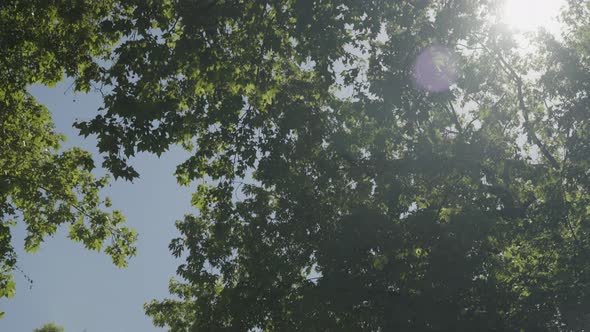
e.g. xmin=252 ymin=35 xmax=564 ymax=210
xmin=413 ymin=46 xmax=458 ymax=93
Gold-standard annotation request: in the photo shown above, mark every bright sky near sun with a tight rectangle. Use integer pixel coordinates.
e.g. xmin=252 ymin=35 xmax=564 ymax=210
xmin=502 ymin=0 xmax=566 ymax=33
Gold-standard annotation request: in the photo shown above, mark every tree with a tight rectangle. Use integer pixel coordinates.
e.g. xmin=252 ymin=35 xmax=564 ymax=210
xmin=33 ymin=322 xmax=64 ymax=332
xmin=123 ymin=0 xmax=588 ymax=330
xmin=0 ymin=0 xmax=137 ymax=317
xmin=7 ymin=0 xmax=590 ymax=331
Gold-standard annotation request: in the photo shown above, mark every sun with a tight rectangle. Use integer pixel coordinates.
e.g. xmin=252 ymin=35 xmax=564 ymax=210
xmin=502 ymin=0 xmax=565 ymax=32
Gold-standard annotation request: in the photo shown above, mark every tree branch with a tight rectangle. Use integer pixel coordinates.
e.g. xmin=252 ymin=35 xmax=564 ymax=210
xmin=515 ymin=80 xmax=560 ymax=170
xmin=481 ymin=45 xmax=560 ymax=170
xmin=446 ymin=101 xmax=463 ymax=135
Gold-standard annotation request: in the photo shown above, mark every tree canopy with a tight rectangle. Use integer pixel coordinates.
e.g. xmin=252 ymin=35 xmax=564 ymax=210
xmin=33 ymin=322 xmax=64 ymax=332
xmin=3 ymin=0 xmax=590 ymax=331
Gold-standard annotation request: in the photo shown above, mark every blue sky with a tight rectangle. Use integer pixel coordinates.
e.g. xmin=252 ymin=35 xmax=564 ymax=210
xmin=0 ymin=81 xmax=193 ymax=331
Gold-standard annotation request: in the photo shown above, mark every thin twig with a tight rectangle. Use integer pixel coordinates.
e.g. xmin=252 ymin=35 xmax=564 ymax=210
xmin=446 ymin=101 xmax=463 ymax=135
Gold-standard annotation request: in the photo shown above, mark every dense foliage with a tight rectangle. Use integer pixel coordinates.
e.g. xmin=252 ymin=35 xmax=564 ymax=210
xmin=4 ymin=0 xmax=590 ymax=331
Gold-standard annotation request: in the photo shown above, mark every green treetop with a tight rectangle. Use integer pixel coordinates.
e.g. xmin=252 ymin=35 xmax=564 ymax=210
xmin=33 ymin=322 xmax=64 ymax=332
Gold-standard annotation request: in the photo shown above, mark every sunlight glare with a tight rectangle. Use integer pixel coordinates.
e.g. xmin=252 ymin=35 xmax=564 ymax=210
xmin=502 ymin=0 xmax=564 ymax=32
